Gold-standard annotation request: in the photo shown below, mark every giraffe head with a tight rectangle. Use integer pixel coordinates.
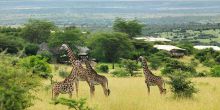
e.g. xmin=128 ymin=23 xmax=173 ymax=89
xmin=60 ymin=44 xmax=69 ymax=50
xmin=138 ymin=56 xmax=145 ymax=62
xmin=74 ymin=60 xmax=82 ymax=67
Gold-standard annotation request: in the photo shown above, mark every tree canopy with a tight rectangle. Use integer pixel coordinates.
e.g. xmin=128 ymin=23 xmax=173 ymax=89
xmin=22 ymin=19 xmax=55 ymax=44
xmin=113 ymin=18 xmax=143 ymax=38
xmin=87 ymin=32 xmax=134 ymax=68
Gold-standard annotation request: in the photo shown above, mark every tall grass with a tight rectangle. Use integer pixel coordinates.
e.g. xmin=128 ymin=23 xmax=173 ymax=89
xmin=29 ymin=74 xmax=220 ymax=110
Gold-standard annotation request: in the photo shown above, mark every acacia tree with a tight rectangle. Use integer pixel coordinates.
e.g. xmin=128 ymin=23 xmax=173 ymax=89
xmin=87 ymin=32 xmax=134 ymax=69
xmin=113 ymin=18 xmax=143 ymax=38
xmin=22 ymin=19 xmax=55 ymax=44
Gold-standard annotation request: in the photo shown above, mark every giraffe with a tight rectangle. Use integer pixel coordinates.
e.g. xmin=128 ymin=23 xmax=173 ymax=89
xmin=60 ymin=44 xmax=110 ymax=97
xmin=82 ymin=56 xmax=110 ymax=96
xmin=138 ymin=56 xmax=166 ymax=94
xmin=52 ymin=60 xmax=81 ymax=99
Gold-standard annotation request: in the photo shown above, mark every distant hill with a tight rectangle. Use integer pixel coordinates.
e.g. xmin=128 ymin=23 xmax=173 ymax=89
xmin=1 ymin=0 xmax=220 ymax=26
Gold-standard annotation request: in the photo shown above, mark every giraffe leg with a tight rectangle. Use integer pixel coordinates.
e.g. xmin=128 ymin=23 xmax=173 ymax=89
xmin=54 ymin=92 xmax=59 ymax=99
xmin=69 ymin=92 xmax=73 ymax=98
xmin=90 ymin=84 xmax=95 ymax=97
xmin=146 ymin=83 xmax=150 ymax=95
xmin=75 ymin=80 xmax=79 ymax=97
xmin=157 ymin=85 xmax=163 ymax=95
xmin=101 ymin=83 xmax=108 ymax=96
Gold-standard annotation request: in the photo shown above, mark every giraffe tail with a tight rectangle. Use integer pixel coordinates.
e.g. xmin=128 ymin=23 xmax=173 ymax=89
xmin=106 ymin=79 xmax=110 ymax=96
xmin=163 ymin=80 xmax=167 ymax=94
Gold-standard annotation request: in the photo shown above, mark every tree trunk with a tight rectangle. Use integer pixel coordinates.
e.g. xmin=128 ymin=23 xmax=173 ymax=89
xmin=112 ymin=61 xmax=115 ymax=69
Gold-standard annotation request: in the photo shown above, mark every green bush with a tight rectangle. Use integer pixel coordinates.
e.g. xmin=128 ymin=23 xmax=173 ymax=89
xmin=195 ymin=48 xmax=220 ymax=67
xmin=121 ymin=59 xmax=138 ymax=76
xmin=99 ymin=64 xmax=109 ymax=73
xmin=17 ymin=55 xmax=52 ymax=78
xmin=0 ymin=34 xmax=25 ymax=53
xmin=111 ymin=69 xmax=129 ymax=77
xmin=161 ymin=59 xmax=196 ymax=76
xmin=59 ymin=69 xmax=69 ymax=78
xmin=168 ymin=71 xmax=198 ymax=98
xmin=0 ymin=55 xmax=39 ymax=110
xmin=52 ymin=98 xmax=93 ymax=110
xmin=211 ymin=66 xmax=220 ymax=77
xmin=25 ymin=43 xmax=39 ymax=55
xmin=39 ymin=51 xmax=53 ymax=62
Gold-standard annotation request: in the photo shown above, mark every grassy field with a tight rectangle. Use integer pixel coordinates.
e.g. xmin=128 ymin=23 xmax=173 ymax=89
xmin=28 ymin=64 xmax=220 ymax=110
xmin=160 ymin=29 xmax=220 ymax=43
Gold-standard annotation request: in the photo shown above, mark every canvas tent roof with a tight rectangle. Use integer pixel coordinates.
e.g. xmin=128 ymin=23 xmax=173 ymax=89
xmin=134 ymin=37 xmax=171 ymax=42
xmin=194 ymin=45 xmax=220 ymax=51
xmin=154 ymin=45 xmax=186 ymax=51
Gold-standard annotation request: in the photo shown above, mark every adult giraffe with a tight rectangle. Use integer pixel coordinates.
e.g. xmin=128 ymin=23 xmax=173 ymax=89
xmin=82 ymin=56 xmax=110 ymax=96
xmin=138 ymin=56 xmax=166 ymax=94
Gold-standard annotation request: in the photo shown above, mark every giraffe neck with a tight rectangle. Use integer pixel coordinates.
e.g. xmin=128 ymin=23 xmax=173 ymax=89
xmin=64 ymin=66 xmax=79 ymax=82
xmin=85 ymin=60 xmax=93 ymax=71
xmin=141 ymin=59 xmax=154 ymax=77
xmin=65 ymin=45 xmax=77 ymax=66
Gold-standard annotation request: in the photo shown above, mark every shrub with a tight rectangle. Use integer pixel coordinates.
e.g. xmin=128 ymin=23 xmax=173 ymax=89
xmin=121 ymin=59 xmax=138 ymax=76
xmin=0 ymin=55 xmax=39 ymax=110
xmin=111 ymin=69 xmax=129 ymax=77
xmin=59 ymin=69 xmax=69 ymax=78
xmin=17 ymin=55 xmax=52 ymax=78
xmin=39 ymin=51 xmax=53 ymax=62
xmin=52 ymin=98 xmax=93 ymax=110
xmin=0 ymin=34 xmax=25 ymax=53
xmin=196 ymin=71 xmax=208 ymax=77
xmin=25 ymin=43 xmax=39 ymax=55
xmin=161 ymin=59 xmax=196 ymax=76
xmin=211 ymin=66 xmax=220 ymax=77
xmin=168 ymin=71 xmax=198 ymax=98
xmin=99 ymin=65 xmax=109 ymax=73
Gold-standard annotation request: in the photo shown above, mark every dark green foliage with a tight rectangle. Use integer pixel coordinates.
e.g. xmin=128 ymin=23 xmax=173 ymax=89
xmin=113 ymin=18 xmax=143 ymax=38
xmin=211 ymin=66 xmax=220 ymax=77
xmin=22 ymin=19 xmax=55 ymax=44
xmin=52 ymin=98 xmax=93 ymax=110
xmin=196 ymin=71 xmax=208 ymax=77
xmin=148 ymin=51 xmax=171 ymax=70
xmin=25 ymin=43 xmax=39 ymax=55
xmin=0 ymin=34 xmax=25 ymax=53
xmin=99 ymin=65 xmax=109 ymax=73
xmin=121 ymin=59 xmax=138 ymax=76
xmin=111 ymin=69 xmax=129 ymax=77
xmin=48 ymin=28 xmax=83 ymax=63
xmin=132 ymin=40 xmax=155 ymax=58
xmin=0 ymin=55 xmax=39 ymax=110
xmin=197 ymin=33 xmax=217 ymax=39
xmin=195 ymin=48 xmax=219 ymax=67
xmin=87 ymin=32 xmax=134 ymax=69
xmin=59 ymin=69 xmax=69 ymax=78
xmin=39 ymin=51 xmax=53 ymax=63
xmin=17 ymin=55 xmax=52 ymax=78
xmin=161 ymin=59 xmax=196 ymax=76
xmin=168 ymin=71 xmax=198 ymax=98
xmin=177 ymin=42 xmax=194 ymax=55
xmin=0 ymin=26 xmax=22 ymax=37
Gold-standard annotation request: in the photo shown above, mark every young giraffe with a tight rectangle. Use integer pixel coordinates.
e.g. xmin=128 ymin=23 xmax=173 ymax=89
xmin=138 ymin=56 xmax=166 ymax=94
xmin=82 ymin=57 xmax=110 ymax=96
xmin=52 ymin=60 xmax=81 ymax=99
